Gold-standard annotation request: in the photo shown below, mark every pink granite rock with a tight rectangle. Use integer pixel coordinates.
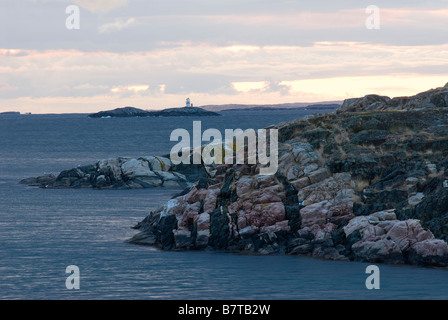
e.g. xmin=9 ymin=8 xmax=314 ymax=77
xmin=178 ymin=201 xmax=201 ymax=229
xmin=203 ymin=188 xmax=219 ymax=214
xmin=386 ymin=219 xmax=434 ymax=251
xmin=245 ymin=202 xmax=286 ymax=228
xmin=343 ymin=210 xmax=448 ymax=266
xmin=299 ymin=200 xmax=332 ymax=228
xmin=408 ymin=239 xmax=448 ymax=266
xmin=185 ymin=187 xmax=200 ymax=203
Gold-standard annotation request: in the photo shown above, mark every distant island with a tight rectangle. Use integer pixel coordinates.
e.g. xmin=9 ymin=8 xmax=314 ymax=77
xmin=88 ymin=106 xmax=221 ymax=118
xmin=200 ymin=101 xmax=342 ymax=112
xmin=0 ymin=111 xmax=20 ymax=115
xmin=218 ymin=104 xmax=341 ymax=112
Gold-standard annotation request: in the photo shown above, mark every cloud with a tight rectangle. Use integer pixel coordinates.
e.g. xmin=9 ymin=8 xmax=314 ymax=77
xmin=98 ymin=18 xmax=138 ymax=34
xmin=73 ymin=0 xmax=128 ymax=13
xmin=0 ymin=83 xmax=18 ymax=91
xmin=1 ymin=40 xmax=448 ymax=113
xmin=231 ymin=81 xmax=270 ymax=93
xmin=110 ymin=85 xmax=149 ymax=94
xmin=73 ymin=83 xmax=109 ymax=91
xmin=4 ymin=2 xmax=448 ymax=53
xmin=279 ymin=75 xmax=448 ymax=100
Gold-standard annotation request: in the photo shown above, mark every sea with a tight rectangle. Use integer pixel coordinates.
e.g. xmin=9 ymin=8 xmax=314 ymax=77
xmin=1 ymin=109 xmax=448 ymax=300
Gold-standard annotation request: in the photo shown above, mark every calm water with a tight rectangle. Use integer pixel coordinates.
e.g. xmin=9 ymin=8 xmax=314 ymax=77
xmin=1 ymin=110 xmax=448 ymax=300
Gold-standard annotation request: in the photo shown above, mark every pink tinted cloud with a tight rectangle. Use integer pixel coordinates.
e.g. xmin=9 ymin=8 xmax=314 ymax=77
xmin=0 ymin=83 xmax=18 ymax=91
xmin=196 ymin=6 xmax=448 ymax=29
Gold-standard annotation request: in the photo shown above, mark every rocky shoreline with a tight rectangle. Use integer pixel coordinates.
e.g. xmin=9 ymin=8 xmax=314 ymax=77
xmin=126 ymin=83 xmax=448 ymax=268
xmin=21 ymin=83 xmax=448 ymax=268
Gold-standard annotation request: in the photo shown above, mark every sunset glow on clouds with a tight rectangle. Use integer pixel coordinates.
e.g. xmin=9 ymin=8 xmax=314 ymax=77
xmin=1 ymin=0 xmax=448 ymax=113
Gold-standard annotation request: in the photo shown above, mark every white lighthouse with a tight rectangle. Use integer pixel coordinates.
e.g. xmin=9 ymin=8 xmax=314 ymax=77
xmin=186 ymin=98 xmax=191 ymax=108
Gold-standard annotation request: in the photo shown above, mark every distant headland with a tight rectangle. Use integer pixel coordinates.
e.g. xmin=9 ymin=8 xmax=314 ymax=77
xmin=217 ymin=103 xmax=341 ymax=112
xmin=200 ymin=101 xmax=342 ymax=112
xmin=0 ymin=111 xmax=21 ymax=115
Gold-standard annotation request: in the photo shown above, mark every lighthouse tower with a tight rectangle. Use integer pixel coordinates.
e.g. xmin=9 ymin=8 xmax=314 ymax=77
xmin=186 ymin=98 xmax=191 ymax=108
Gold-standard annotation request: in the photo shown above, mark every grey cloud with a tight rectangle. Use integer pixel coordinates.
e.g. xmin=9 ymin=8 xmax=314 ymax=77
xmin=2 ymin=0 xmax=448 ymax=52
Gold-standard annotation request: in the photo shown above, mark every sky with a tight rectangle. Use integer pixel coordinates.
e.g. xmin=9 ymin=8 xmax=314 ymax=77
xmin=1 ymin=0 xmax=448 ymax=113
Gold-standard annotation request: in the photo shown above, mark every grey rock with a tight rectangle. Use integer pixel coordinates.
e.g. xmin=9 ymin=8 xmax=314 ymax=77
xmin=308 ymin=167 xmax=330 ymax=184
xmin=121 ymin=159 xmax=152 ymax=178
xmin=125 ymin=231 xmax=157 ymax=246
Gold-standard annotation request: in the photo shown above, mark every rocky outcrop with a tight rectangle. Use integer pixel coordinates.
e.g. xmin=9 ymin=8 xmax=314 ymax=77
xmin=20 ymin=155 xmax=208 ymax=190
xmin=88 ymin=106 xmax=221 ymax=118
xmin=128 ymin=84 xmax=448 ymax=268
xmin=337 ymin=82 xmax=448 ymax=113
xmin=343 ymin=210 xmax=448 ymax=266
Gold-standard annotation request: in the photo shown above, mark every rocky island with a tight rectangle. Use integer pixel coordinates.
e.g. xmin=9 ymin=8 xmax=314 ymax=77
xmin=88 ymin=106 xmax=221 ymax=118
xmin=21 ymin=82 xmax=448 ymax=268
xmin=20 ymin=155 xmax=209 ymax=190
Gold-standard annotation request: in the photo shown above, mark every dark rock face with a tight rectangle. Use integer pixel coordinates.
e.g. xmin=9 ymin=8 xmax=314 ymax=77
xmin=88 ymin=106 xmax=221 ymax=118
xmin=397 ymin=188 xmax=448 ymax=243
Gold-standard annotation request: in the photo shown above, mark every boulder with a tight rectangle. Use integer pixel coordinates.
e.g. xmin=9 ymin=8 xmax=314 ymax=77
xmin=140 ymin=156 xmax=172 ymax=172
xmin=308 ymin=168 xmax=331 ymax=185
xmin=173 ymin=229 xmax=193 ymax=249
xmin=300 ymin=201 xmax=331 ymax=228
xmin=343 ymin=209 xmax=448 ymax=266
xmin=408 ymin=239 xmax=448 ymax=267
xmin=98 ymin=158 xmax=124 ymax=181
xmin=133 ymin=176 xmax=163 ymax=188
xmin=195 ymin=213 xmax=211 ymax=249
xmin=298 ymin=172 xmax=354 ymax=206
xmin=337 ymin=94 xmax=391 ymax=114
xmin=121 ymin=159 xmax=152 ymax=178
xmin=352 ymin=238 xmax=404 ymax=264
